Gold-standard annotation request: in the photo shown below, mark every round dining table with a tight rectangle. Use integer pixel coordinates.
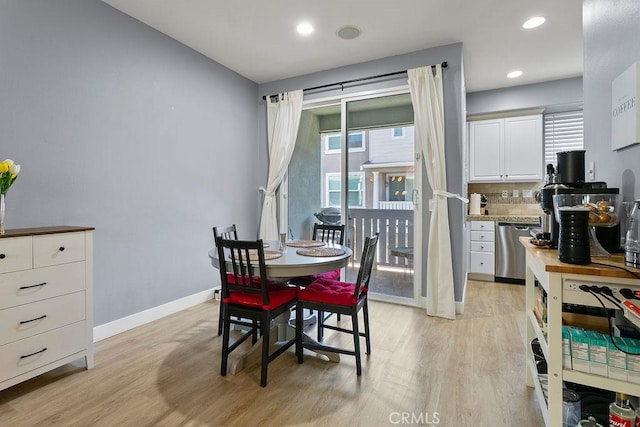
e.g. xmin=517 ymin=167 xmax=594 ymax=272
xmin=208 ymin=240 xmax=353 ymax=374
xmin=207 ymin=241 xmax=352 ymax=279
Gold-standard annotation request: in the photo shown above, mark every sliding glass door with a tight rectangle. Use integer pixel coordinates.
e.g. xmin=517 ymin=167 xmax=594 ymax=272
xmin=285 ymin=88 xmax=423 ymax=306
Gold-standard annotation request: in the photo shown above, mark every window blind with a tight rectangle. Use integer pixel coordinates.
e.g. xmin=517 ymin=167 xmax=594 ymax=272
xmin=544 ymin=110 xmax=584 ymax=167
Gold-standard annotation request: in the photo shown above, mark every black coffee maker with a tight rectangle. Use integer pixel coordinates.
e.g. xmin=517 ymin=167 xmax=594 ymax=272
xmin=538 ymin=150 xmax=620 ymax=250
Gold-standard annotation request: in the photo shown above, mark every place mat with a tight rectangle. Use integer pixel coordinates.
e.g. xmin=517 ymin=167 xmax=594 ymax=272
xmin=286 ymin=240 xmax=326 ymax=248
xmin=296 ymin=247 xmax=345 ymax=257
xmin=246 ymin=249 xmax=282 ymax=261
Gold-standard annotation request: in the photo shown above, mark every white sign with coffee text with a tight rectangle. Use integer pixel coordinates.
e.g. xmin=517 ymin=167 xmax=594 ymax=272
xmin=612 ymin=61 xmax=640 ymax=150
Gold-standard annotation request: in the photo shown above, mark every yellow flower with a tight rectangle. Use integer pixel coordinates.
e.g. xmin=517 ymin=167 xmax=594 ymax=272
xmin=0 ymin=163 xmax=8 ymax=173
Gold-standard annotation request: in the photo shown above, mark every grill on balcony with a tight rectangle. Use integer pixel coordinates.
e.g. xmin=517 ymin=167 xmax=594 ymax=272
xmin=313 ymin=207 xmax=342 ymax=225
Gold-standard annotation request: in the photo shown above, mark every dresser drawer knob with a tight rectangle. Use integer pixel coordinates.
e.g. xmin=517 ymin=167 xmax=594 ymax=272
xmin=20 ymin=348 xmax=47 ymax=359
xmin=59 ymin=246 xmax=65 ymax=252
xmin=0 ymin=253 xmax=5 ymax=259
xmin=20 ymin=315 xmax=47 ymax=325
xmin=19 ymin=282 xmax=47 ymax=290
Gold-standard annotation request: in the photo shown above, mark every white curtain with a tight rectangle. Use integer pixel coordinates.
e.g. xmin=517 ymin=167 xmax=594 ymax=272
xmin=408 ymin=65 xmax=466 ymax=319
xmin=259 ymin=90 xmax=303 ymax=241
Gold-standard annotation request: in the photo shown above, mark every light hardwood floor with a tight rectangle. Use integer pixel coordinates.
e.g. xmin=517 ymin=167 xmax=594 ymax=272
xmin=0 ymin=280 xmax=545 ymax=426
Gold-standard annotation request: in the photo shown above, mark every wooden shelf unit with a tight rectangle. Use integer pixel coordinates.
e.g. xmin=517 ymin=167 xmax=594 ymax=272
xmin=522 ymin=237 xmax=640 ymax=426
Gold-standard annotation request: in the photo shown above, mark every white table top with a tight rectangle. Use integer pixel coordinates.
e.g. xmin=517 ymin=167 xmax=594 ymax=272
xmin=208 ymin=241 xmax=352 ymax=279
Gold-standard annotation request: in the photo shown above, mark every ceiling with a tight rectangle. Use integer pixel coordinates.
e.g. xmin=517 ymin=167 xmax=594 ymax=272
xmin=101 ymin=0 xmax=583 ymax=93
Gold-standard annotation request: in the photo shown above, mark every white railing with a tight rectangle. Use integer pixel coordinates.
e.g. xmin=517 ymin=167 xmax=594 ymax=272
xmin=377 ymin=201 xmax=413 ymax=210
xmin=348 ymin=208 xmax=413 ymax=268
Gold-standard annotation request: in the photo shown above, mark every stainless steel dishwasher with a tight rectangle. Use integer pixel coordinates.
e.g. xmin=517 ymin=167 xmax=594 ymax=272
xmin=495 ymin=221 xmax=539 ymax=284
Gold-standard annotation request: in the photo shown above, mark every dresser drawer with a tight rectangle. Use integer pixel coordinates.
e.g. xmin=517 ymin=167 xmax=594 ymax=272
xmin=469 ymin=252 xmax=495 ymax=274
xmin=0 ymin=237 xmax=33 ymax=274
xmin=470 ymin=241 xmax=495 ymax=253
xmin=33 ymin=233 xmax=85 ymax=268
xmin=0 ymin=321 xmax=86 ymax=383
xmin=471 ymin=230 xmax=495 ymax=242
xmin=471 ymin=221 xmax=494 ymax=231
xmin=0 ymin=292 xmax=85 ymax=345
xmin=0 ymin=262 xmax=86 ymax=310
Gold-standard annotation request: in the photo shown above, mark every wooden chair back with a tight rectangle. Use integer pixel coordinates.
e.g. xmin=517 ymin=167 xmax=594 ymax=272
xmin=353 ymin=233 xmax=379 ymax=298
xmin=215 ymin=237 xmax=270 ymax=306
xmin=312 ymin=223 xmax=345 ymax=245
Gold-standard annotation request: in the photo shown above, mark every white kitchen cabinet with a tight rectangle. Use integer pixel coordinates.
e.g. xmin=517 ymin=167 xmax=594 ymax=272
xmin=0 ymin=226 xmax=94 ymax=391
xmin=468 ymin=114 xmax=543 ymax=182
xmin=467 ymin=220 xmax=495 ymax=281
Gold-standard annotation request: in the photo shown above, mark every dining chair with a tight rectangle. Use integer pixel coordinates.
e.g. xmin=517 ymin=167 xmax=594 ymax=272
xmin=295 ymin=233 xmax=379 ymax=376
xmin=216 ymin=237 xmax=298 ymax=387
xmin=213 ymin=225 xmax=239 ymax=336
xmin=289 ymin=223 xmax=345 ymax=287
xmin=288 ymin=223 xmax=346 ymax=337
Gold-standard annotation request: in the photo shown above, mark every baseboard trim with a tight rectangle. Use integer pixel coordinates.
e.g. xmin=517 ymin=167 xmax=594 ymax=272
xmin=93 ymin=288 xmax=215 ymax=342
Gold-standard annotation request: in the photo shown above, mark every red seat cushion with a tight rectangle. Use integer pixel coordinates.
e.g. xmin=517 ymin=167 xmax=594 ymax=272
xmin=310 ymin=269 xmax=341 ymax=281
xmin=298 ymin=278 xmax=364 ymax=306
xmin=227 ymin=286 xmax=297 ymax=310
xmin=290 ymin=269 xmax=341 ymax=286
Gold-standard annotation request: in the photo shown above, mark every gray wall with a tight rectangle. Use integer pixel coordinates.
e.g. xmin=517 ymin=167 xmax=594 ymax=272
xmin=466 ymin=77 xmax=583 ymax=116
xmin=0 ymin=0 xmax=260 ymax=326
xmin=258 ymin=44 xmax=467 ymax=303
xmin=583 ymin=0 xmax=640 ymax=201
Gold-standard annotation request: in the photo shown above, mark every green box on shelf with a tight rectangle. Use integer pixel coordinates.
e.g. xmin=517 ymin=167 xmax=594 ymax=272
xmin=624 ymin=338 xmax=640 ymax=385
xmin=562 ymin=325 xmax=572 ymax=369
xmin=605 ymin=335 xmax=628 ymax=381
xmin=568 ymin=327 xmax=590 ymax=373
xmin=586 ymin=330 xmax=608 ymax=376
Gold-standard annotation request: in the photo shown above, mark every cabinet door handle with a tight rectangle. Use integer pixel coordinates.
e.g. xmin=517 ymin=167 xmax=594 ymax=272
xmin=20 ymin=315 xmax=47 ymax=324
xmin=59 ymin=246 xmax=65 ymax=252
xmin=480 ymin=262 xmax=484 ymax=265
xmin=20 ymin=348 xmax=47 ymax=359
xmin=19 ymin=282 xmax=47 ymax=290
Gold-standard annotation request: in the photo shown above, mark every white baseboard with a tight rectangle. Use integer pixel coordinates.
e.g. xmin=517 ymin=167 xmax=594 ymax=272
xmin=93 ymin=288 xmax=215 ymax=342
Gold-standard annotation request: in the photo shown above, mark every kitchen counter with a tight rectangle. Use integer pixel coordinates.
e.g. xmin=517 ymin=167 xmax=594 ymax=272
xmin=519 ymin=236 xmax=639 ymax=279
xmin=467 ymin=214 xmax=541 ymax=223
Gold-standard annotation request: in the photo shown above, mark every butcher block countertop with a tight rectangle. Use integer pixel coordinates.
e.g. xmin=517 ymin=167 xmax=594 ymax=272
xmin=519 ymin=236 xmax=640 ymax=280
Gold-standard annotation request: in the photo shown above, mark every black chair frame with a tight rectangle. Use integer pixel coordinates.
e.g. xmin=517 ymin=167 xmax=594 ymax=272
xmin=217 ymin=237 xmax=297 ymax=387
xmin=295 ymin=233 xmax=378 ymax=376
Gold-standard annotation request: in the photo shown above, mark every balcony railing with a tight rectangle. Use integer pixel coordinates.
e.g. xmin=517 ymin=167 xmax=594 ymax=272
xmin=348 ymin=208 xmax=413 ymax=268
xmin=377 ymin=201 xmax=413 ymax=210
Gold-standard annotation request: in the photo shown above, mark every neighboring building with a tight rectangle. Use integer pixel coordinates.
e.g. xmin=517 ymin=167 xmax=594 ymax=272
xmin=320 ymin=126 xmax=415 ymax=210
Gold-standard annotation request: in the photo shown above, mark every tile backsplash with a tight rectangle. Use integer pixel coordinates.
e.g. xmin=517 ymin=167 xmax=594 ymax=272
xmin=468 ymin=182 xmax=544 ymax=215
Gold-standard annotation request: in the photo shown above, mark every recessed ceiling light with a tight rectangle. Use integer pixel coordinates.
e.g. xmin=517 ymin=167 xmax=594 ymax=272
xmin=523 ymin=16 xmax=546 ymax=29
xmin=296 ymin=22 xmax=314 ymax=35
xmin=507 ymin=70 xmax=523 ymax=79
xmin=337 ymin=25 xmax=362 ymax=40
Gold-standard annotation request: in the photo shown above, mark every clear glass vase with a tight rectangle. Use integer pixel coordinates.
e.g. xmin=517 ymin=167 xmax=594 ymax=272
xmin=0 ymin=193 xmax=5 ymax=234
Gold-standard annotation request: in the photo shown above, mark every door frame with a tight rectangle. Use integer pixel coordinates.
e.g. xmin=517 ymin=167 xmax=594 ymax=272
xmin=280 ymin=85 xmax=424 ymax=307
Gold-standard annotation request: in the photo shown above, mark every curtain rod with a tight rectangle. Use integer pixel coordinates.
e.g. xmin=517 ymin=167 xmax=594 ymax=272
xmin=262 ymin=61 xmax=448 ymax=101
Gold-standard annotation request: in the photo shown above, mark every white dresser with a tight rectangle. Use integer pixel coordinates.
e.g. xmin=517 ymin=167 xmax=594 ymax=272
xmin=467 ymin=220 xmax=495 ymax=281
xmin=0 ymin=226 xmax=94 ymax=391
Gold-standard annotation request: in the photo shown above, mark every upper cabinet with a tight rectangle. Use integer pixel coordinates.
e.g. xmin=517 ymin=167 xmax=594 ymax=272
xmin=468 ymin=114 xmax=543 ymax=182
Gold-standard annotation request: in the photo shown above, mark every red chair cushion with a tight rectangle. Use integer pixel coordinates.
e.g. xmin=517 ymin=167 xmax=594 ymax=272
xmin=310 ymin=269 xmax=341 ymax=281
xmin=298 ymin=278 xmax=364 ymax=306
xmin=227 ymin=286 xmax=297 ymax=310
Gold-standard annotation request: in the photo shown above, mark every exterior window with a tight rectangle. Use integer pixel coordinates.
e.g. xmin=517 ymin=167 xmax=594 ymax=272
xmin=392 ymin=127 xmax=405 ymax=138
xmin=324 ymin=131 xmax=366 ymax=153
xmin=388 ymin=174 xmax=414 ymax=201
xmin=544 ymin=110 xmax=584 ymax=167
xmin=326 ymin=172 xmax=365 ymax=207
